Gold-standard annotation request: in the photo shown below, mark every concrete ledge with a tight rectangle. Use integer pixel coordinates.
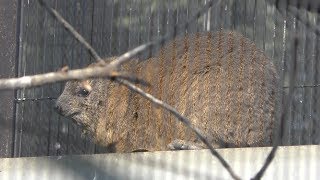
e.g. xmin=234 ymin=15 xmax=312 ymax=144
xmin=0 ymin=145 xmax=319 ymax=179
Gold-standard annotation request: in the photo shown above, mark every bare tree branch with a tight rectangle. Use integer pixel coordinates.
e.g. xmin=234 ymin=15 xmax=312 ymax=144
xmin=0 ymin=65 xmax=116 ymax=90
xmin=0 ymin=65 xmax=150 ymax=90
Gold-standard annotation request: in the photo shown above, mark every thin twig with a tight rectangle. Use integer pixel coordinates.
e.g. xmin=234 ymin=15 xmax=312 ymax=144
xmin=109 ymin=0 xmax=222 ymax=68
xmin=14 ymin=97 xmax=57 ymax=103
xmin=37 ymin=0 xmax=102 ymax=61
xmin=251 ymin=1 xmax=287 ymax=179
xmin=283 ymin=84 xmax=320 ymax=88
xmin=252 ymin=2 xmax=319 ymax=177
xmin=38 ymin=0 xmax=221 ymax=70
xmin=39 ymin=0 xmax=221 ymax=70
xmin=117 ymin=79 xmax=241 ymax=180
xmin=252 ymin=37 xmax=300 ymax=180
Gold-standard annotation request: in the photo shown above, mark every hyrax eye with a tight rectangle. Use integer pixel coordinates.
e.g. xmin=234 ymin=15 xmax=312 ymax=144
xmin=78 ymin=88 xmax=90 ymax=97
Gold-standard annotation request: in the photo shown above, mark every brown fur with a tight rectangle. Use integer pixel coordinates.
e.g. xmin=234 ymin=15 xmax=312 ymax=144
xmin=55 ymin=31 xmax=279 ymax=153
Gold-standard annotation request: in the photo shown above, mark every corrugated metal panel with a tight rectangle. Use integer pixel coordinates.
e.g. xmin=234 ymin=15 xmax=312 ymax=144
xmin=0 ymin=145 xmax=319 ymax=180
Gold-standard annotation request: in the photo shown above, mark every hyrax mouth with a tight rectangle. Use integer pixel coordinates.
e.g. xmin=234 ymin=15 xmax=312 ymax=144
xmin=64 ymin=112 xmax=86 ymax=127
xmin=69 ymin=115 xmax=93 ymax=135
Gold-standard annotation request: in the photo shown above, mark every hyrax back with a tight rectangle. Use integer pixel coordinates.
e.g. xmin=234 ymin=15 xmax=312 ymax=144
xmin=55 ymin=31 xmax=279 ymax=153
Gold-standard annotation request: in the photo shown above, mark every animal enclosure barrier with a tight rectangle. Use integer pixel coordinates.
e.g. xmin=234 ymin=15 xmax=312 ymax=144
xmin=0 ymin=0 xmax=319 ymax=179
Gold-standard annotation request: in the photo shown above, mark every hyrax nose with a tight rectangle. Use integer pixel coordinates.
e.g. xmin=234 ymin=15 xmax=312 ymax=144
xmin=54 ymin=102 xmax=64 ymax=115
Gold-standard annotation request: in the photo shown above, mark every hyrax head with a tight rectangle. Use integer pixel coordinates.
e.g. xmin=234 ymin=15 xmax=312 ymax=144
xmin=55 ymin=78 xmax=108 ymax=134
xmin=55 ymin=57 xmax=119 ymax=134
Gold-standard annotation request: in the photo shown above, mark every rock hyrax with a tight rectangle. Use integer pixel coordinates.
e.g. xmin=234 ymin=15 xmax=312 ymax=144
xmin=55 ymin=31 xmax=279 ymax=153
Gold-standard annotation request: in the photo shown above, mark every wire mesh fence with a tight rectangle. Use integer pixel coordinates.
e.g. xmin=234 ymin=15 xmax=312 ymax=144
xmin=0 ymin=0 xmax=320 ymax=179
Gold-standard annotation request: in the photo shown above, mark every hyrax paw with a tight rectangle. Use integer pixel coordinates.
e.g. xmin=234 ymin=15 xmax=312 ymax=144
xmin=167 ymin=139 xmax=203 ymax=150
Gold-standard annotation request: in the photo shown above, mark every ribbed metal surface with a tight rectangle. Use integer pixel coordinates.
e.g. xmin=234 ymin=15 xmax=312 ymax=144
xmin=0 ymin=145 xmax=319 ymax=180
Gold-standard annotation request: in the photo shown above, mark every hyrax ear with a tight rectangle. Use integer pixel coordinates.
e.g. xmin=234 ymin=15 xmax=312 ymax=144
xmin=80 ymin=80 xmax=92 ymax=92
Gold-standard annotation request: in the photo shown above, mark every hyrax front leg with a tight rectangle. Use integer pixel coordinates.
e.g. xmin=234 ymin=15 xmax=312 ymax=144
xmin=167 ymin=139 xmax=206 ymax=150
